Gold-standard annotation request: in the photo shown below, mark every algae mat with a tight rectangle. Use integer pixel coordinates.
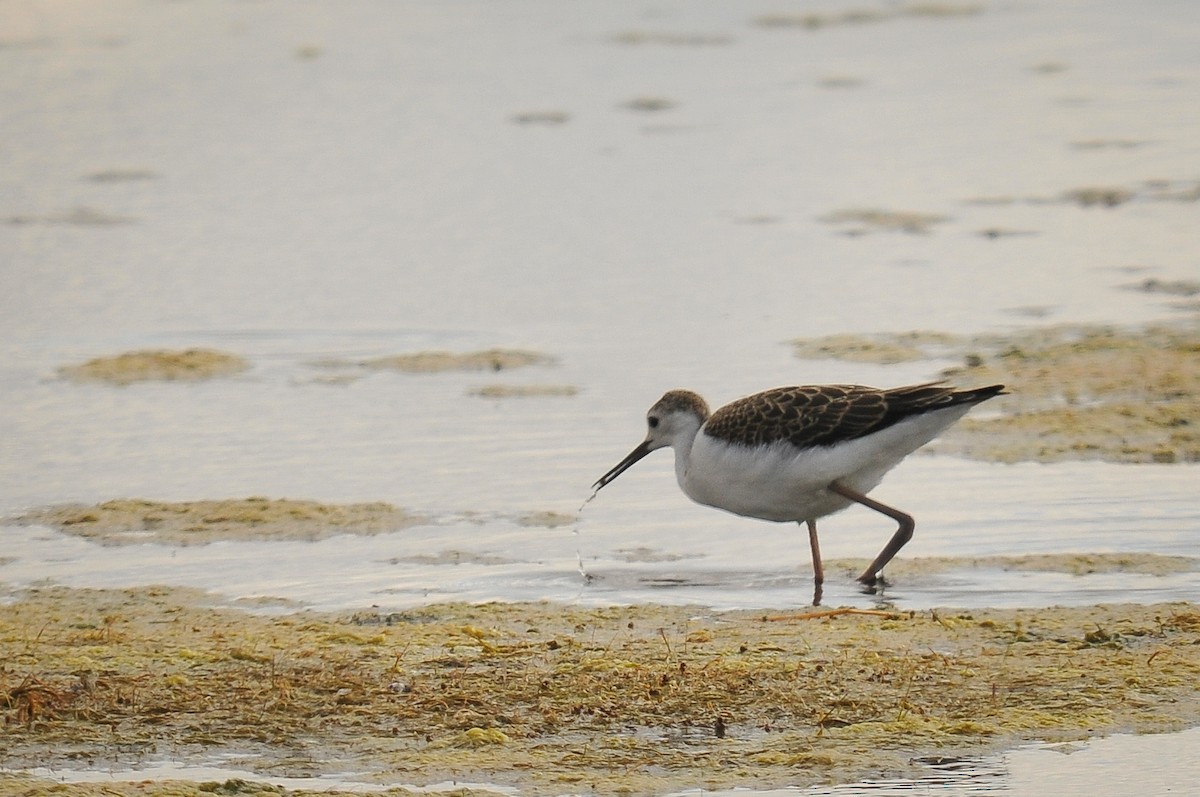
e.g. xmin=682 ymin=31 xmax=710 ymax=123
xmin=58 ymin=349 xmax=250 ymax=385
xmin=15 ymin=498 xmax=428 ymax=546
xmin=2 ymin=587 xmax=1199 ymax=796
xmin=790 ymin=321 xmax=1200 ymax=464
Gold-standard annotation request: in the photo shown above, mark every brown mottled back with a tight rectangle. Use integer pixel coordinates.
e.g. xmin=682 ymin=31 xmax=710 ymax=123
xmin=702 ymin=383 xmax=1004 ymax=449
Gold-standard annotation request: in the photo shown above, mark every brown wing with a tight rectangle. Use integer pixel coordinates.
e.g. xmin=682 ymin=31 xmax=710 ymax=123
xmin=702 ymin=383 xmax=1004 ymax=449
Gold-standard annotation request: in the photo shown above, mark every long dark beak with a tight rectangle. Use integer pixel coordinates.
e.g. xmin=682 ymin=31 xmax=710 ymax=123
xmin=592 ymin=440 xmax=653 ymax=491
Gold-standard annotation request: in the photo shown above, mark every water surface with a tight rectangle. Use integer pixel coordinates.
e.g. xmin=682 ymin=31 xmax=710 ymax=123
xmin=3 ymin=0 xmax=1199 ymax=793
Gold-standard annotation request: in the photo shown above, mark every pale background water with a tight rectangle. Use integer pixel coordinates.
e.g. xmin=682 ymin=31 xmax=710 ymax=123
xmin=2 ymin=0 xmax=1199 ymax=793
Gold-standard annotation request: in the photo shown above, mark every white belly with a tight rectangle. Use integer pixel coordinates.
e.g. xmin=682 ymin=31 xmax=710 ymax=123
xmin=678 ymin=406 xmax=973 ymax=522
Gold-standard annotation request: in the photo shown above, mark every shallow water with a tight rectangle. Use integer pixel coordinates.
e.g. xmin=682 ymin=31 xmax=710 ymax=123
xmin=2 ymin=0 xmax=1200 ymax=793
xmin=4 ymin=455 xmax=1198 ymax=613
xmin=14 ymin=726 xmax=1200 ymax=796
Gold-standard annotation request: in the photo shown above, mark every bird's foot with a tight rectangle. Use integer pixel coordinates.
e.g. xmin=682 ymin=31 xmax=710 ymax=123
xmin=857 ymin=572 xmax=890 ymax=594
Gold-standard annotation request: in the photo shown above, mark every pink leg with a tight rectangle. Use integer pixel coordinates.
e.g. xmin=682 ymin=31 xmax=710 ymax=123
xmin=828 ymin=481 xmax=915 ymax=585
xmin=805 ymin=519 xmax=824 ymax=584
xmin=806 ymin=519 xmax=824 ymax=606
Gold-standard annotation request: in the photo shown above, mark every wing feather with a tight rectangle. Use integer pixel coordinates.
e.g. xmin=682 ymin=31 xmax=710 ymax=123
xmin=702 ymin=383 xmax=1004 ymax=449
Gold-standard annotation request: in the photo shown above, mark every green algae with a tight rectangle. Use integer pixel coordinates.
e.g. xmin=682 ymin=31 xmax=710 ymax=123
xmin=3 ymin=587 xmax=1199 ymax=796
xmin=16 ymin=497 xmax=427 ymax=545
xmin=59 ymin=349 xmax=249 ymax=385
xmin=789 ymin=321 xmax=1200 ymax=463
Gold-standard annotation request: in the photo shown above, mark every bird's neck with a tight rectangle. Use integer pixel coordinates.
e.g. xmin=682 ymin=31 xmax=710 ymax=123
xmin=670 ymin=426 xmax=701 ymax=487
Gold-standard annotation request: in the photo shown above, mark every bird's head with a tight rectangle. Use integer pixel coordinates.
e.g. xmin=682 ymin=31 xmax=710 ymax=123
xmin=592 ymin=390 xmax=710 ymax=491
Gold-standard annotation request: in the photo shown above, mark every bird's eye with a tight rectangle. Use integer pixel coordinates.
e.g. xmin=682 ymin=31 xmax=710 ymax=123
xmin=648 ymin=416 xmax=660 ymax=429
